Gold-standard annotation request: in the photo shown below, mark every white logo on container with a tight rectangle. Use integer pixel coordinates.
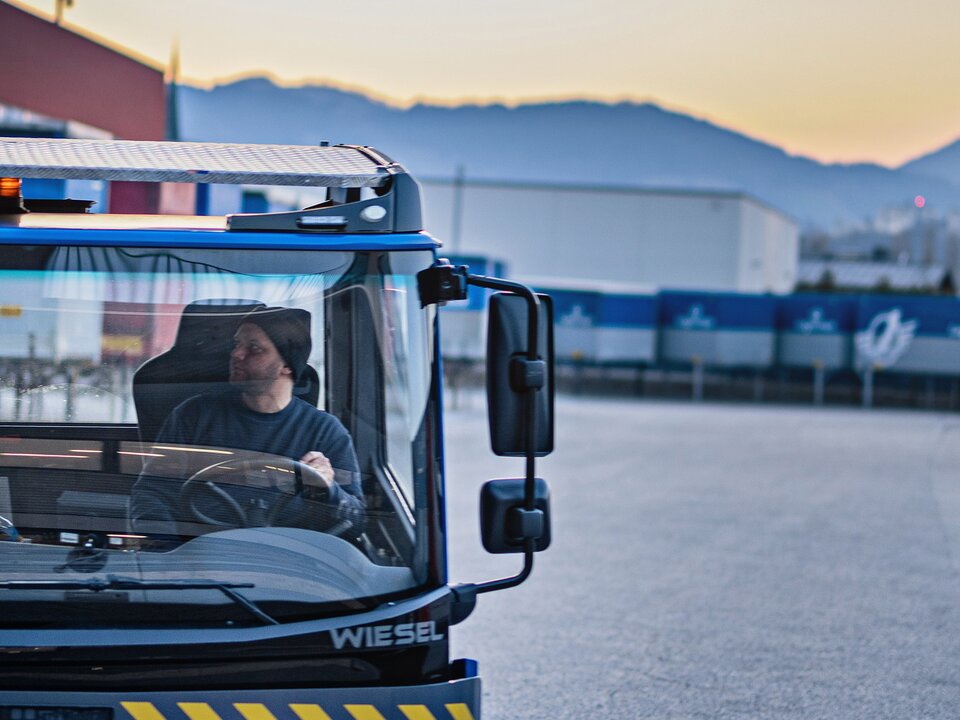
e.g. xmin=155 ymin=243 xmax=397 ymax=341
xmin=856 ymin=308 xmax=917 ymax=369
xmin=559 ymin=304 xmax=594 ymax=328
xmin=796 ymin=307 xmax=837 ymax=334
xmin=677 ymin=304 xmax=716 ymax=330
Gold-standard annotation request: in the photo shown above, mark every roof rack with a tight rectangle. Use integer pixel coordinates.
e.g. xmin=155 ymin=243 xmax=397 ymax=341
xmin=0 ymin=137 xmax=423 ymax=233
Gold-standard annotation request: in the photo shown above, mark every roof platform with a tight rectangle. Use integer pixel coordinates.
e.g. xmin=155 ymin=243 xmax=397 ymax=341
xmin=0 ymin=137 xmax=396 ymax=187
xmin=0 ymin=137 xmax=423 ymax=233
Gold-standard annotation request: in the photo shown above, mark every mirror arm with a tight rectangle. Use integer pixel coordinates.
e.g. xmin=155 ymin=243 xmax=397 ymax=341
xmin=450 ymin=542 xmax=536 ymax=623
xmin=464 ymin=274 xmax=541 ymax=363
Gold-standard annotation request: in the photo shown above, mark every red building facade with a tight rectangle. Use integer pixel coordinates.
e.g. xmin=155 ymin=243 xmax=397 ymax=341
xmin=0 ymin=1 xmax=187 ymax=212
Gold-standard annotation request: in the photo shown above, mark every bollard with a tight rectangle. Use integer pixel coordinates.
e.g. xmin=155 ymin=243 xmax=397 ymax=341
xmin=812 ymin=359 xmax=825 ymax=406
xmin=571 ymin=350 xmax=585 ymax=395
xmin=753 ymin=368 xmax=764 ymax=402
xmin=107 ymin=364 xmax=118 ymax=421
xmin=862 ymin=365 xmax=875 ymax=408
xmin=633 ymin=362 xmax=646 ymax=397
xmin=13 ymin=364 xmax=22 ymax=421
xmin=451 ymin=364 xmax=461 ymax=410
xmin=120 ymin=362 xmax=131 ymax=423
xmin=924 ymin=376 xmax=936 ymax=409
xmin=691 ymin=356 xmax=704 ymax=402
xmin=65 ymin=364 xmax=77 ymax=422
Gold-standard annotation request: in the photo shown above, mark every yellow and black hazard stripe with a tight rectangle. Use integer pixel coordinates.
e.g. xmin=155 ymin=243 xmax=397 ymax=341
xmin=122 ymin=701 xmax=475 ymax=720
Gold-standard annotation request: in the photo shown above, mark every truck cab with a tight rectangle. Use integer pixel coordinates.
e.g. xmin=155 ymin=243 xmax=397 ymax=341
xmin=0 ymin=138 xmax=553 ymax=719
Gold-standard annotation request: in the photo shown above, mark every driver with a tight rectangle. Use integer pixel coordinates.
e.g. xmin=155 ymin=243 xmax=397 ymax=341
xmin=131 ymin=306 xmax=365 ymax=533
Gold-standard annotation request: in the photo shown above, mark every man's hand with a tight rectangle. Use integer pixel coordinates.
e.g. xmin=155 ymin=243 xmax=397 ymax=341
xmin=300 ymin=451 xmax=335 ymax=487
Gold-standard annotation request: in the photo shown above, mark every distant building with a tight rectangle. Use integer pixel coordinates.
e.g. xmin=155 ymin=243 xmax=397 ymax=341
xmin=800 ymin=212 xmax=960 ymax=295
xmin=797 ymin=259 xmax=955 ymax=295
xmin=422 ymin=178 xmax=799 ymax=293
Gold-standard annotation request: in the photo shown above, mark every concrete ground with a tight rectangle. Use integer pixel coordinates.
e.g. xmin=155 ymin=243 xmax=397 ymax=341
xmin=444 ymin=394 xmax=960 ymax=719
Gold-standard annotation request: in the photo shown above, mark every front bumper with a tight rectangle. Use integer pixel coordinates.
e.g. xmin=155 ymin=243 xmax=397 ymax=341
xmin=0 ymin=674 xmax=481 ymax=720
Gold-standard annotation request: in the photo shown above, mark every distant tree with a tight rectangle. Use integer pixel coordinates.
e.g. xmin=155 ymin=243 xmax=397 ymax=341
xmin=938 ymin=271 xmax=956 ymax=295
xmin=800 ymin=231 xmax=831 ymax=258
xmin=874 ymin=276 xmax=893 ymax=293
xmin=814 ymin=269 xmax=836 ymax=291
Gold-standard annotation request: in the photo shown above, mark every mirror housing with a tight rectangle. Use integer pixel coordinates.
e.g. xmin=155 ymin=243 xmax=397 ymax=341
xmin=486 ymin=292 xmax=554 ymax=456
xmin=480 ymin=478 xmax=551 ymax=553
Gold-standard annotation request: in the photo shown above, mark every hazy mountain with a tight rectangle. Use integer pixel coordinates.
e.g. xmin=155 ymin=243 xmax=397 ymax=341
xmin=899 ymin=139 xmax=960 ymax=186
xmin=179 ymin=77 xmax=960 ymax=230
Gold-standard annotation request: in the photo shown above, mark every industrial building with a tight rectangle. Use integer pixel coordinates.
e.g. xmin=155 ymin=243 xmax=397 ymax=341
xmin=421 ymin=178 xmax=800 ymax=293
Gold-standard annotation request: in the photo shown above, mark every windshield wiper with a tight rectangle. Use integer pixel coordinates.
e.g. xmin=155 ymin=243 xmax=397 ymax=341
xmin=0 ymin=574 xmax=278 ymax=625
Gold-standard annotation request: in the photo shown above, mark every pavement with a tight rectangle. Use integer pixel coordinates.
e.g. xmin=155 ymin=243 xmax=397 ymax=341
xmin=443 ymin=393 xmax=960 ymax=719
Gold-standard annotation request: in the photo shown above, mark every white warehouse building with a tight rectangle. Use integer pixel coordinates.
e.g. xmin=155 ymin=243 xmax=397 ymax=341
xmin=421 ymin=179 xmax=800 ymax=293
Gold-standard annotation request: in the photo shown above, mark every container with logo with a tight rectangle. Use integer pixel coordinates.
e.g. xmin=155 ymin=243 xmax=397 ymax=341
xmin=595 ymin=288 xmax=658 ymax=365
xmin=855 ymin=295 xmax=960 ymax=374
xmin=522 ymin=279 xmax=658 ymax=366
xmin=776 ymin=293 xmax=857 ymax=370
xmin=658 ymin=291 xmax=776 ymax=367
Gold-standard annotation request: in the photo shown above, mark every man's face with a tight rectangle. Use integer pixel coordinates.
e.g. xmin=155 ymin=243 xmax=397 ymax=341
xmin=229 ymin=323 xmax=291 ymax=391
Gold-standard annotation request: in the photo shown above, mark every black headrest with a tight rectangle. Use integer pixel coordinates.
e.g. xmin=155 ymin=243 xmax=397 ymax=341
xmin=172 ymin=300 xmax=266 ymax=353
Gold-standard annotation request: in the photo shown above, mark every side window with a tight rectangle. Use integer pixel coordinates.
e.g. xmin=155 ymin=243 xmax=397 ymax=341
xmin=381 ymin=274 xmax=433 ymax=505
xmin=0 ymin=274 xmax=123 ymax=423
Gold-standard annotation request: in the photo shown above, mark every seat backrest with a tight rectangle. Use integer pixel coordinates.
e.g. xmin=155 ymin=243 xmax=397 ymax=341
xmin=133 ymin=301 xmax=323 ymax=444
xmin=133 ymin=301 xmax=262 ymax=444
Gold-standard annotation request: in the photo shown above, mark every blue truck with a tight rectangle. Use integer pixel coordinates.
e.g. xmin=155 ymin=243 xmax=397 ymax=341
xmin=0 ymin=138 xmax=554 ymax=720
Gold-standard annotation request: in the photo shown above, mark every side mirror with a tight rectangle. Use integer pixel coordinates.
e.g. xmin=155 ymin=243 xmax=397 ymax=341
xmin=480 ymin=478 xmax=551 ymax=553
xmin=486 ymin=292 xmax=554 ymax=456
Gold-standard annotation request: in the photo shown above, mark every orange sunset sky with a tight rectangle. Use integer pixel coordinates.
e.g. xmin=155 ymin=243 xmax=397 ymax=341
xmin=11 ymin=0 xmax=960 ymax=167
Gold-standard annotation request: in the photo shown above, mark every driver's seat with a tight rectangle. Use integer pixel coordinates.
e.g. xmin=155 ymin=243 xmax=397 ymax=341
xmin=133 ymin=300 xmax=321 ymax=444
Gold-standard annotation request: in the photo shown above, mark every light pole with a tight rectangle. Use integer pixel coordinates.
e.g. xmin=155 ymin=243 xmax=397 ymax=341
xmin=450 ymin=164 xmax=465 ymax=254
xmin=54 ymin=0 xmax=74 ymax=25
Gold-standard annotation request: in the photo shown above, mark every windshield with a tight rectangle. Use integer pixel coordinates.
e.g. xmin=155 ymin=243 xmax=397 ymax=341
xmin=0 ymin=243 xmax=439 ymax=627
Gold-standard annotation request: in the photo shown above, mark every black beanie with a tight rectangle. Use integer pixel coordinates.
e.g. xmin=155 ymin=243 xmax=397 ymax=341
xmin=240 ymin=307 xmax=312 ymax=383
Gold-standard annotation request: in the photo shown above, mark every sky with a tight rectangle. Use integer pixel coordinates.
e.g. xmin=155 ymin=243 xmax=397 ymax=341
xmin=11 ymin=0 xmax=960 ymax=167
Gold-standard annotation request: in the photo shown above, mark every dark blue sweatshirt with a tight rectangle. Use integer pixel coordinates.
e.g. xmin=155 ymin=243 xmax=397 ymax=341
xmin=131 ymin=390 xmax=365 ymax=533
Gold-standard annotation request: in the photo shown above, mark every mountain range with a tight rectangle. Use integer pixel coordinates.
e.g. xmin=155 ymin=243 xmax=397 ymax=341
xmin=178 ymin=77 xmax=960 ymax=231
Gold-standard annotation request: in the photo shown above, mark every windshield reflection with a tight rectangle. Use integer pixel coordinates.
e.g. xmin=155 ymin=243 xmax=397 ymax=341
xmin=0 ymin=247 xmax=438 ymax=625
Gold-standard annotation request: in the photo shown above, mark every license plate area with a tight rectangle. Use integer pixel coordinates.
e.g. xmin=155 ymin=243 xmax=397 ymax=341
xmin=1 ymin=708 xmax=112 ymax=720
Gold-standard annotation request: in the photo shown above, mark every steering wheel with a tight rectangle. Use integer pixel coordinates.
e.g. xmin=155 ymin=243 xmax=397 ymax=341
xmin=179 ymin=458 xmax=334 ymax=530
xmin=0 ymin=514 xmax=19 ymax=542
